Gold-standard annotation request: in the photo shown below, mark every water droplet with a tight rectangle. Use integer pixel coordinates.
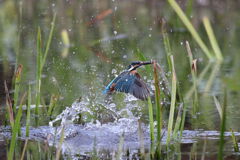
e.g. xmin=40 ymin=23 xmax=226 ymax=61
xmin=111 ymin=69 xmax=117 ymax=74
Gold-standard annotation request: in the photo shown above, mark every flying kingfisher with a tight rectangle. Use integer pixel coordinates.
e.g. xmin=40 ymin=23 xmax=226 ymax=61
xmin=103 ymin=61 xmax=153 ymax=100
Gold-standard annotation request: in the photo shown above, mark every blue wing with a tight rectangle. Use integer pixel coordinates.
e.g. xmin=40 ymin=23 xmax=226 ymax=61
xmin=104 ymin=71 xmax=150 ymax=100
xmin=103 ymin=71 xmax=128 ymax=94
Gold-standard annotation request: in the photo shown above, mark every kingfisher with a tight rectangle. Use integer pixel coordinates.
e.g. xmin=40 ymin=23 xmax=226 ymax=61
xmin=103 ymin=61 xmax=153 ymax=100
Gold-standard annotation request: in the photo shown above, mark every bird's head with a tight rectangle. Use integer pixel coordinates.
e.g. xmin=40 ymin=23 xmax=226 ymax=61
xmin=127 ymin=61 xmax=152 ymax=71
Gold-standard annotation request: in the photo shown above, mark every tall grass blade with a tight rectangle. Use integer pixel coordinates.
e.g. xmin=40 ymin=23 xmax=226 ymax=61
xmin=230 ymin=129 xmax=239 ymax=152
xmin=173 ymin=103 xmax=183 ymax=139
xmin=186 ymin=41 xmax=198 ymax=114
xmin=47 ymin=95 xmax=58 ymax=116
xmin=202 ymin=17 xmax=223 ymax=61
xmin=4 ymin=81 xmax=14 ymax=129
xmin=179 ymin=103 xmax=187 ymax=138
xmin=36 ymin=14 xmax=56 ymax=116
xmin=161 ymin=18 xmax=172 ymax=70
xmin=41 ymin=13 xmax=56 ymax=68
xmin=201 ymin=139 xmax=207 ymax=160
xmin=218 ymin=89 xmax=227 ymax=160
xmin=35 ymin=27 xmax=42 ymax=116
xmin=13 ymin=64 xmax=23 ymax=113
xmin=147 ymin=97 xmax=154 ymax=142
xmin=26 ymin=85 xmax=31 ymax=137
xmin=56 ymin=126 xmax=65 ymax=160
xmin=153 ymin=61 xmax=162 ymax=143
xmin=167 ymin=55 xmax=177 ymax=145
xmin=8 ymin=93 xmax=26 ymax=160
xmin=167 ymin=0 xmax=213 ymax=59
xmin=20 ymin=139 xmax=28 ymax=160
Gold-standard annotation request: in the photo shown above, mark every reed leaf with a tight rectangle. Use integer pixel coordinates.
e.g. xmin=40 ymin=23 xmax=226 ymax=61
xmin=153 ymin=61 xmax=162 ymax=143
xmin=230 ymin=129 xmax=239 ymax=152
xmin=56 ymin=126 xmax=65 ymax=160
xmin=13 ymin=64 xmax=23 ymax=113
xmin=161 ymin=18 xmax=172 ymax=70
xmin=4 ymin=81 xmax=14 ymax=129
xmin=166 ymin=55 xmax=177 ymax=145
xmin=218 ymin=89 xmax=227 ymax=160
xmin=35 ymin=27 xmax=42 ymax=116
xmin=26 ymin=85 xmax=31 ymax=137
xmin=20 ymin=139 xmax=28 ymax=160
xmin=8 ymin=93 xmax=26 ymax=160
xmin=202 ymin=17 xmax=223 ymax=61
xmin=41 ymin=13 xmax=56 ymax=69
xmin=147 ymin=97 xmax=154 ymax=142
xmin=167 ymin=0 xmax=213 ymax=59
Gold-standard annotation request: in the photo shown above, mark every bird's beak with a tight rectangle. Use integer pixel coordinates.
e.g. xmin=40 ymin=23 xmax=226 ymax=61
xmin=141 ymin=61 xmax=152 ymax=65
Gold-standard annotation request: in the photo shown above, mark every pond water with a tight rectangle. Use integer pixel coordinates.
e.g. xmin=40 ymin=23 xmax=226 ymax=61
xmin=1 ymin=0 xmax=240 ymax=159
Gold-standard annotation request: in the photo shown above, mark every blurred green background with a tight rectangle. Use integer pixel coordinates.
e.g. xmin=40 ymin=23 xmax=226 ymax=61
xmin=0 ymin=0 xmax=240 ymax=130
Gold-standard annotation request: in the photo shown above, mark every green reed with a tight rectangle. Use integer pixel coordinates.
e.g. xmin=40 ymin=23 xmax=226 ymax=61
xmin=47 ymin=95 xmax=58 ymax=116
xmin=203 ymin=17 xmax=223 ymax=61
xmin=218 ymin=89 xmax=227 ymax=160
xmin=35 ymin=27 xmax=42 ymax=116
xmin=172 ymin=103 xmax=183 ymax=139
xmin=56 ymin=126 xmax=65 ymax=160
xmin=167 ymin=0 xmax=213 ymax=59
xmin=4 ymin=81 xmax=14 ymax=129
xmin=13 ymin=64 xmax=23 ymax=113
xmin=20 ymin=139 xmax=28 ymax=160
xmin=41 ymin=13 xmax=56 ymax=68
xmin=153 ymin=61 xmax=162 ymax=145
xmin=147 ymin=97 xmax=154 ymax=143
xmin=26 ymin=85 xmax=31 ymax=137
xmin=230 ymin=129 xmax=239 ymax=152
xmin=161 ymin=18 xmax=172 ymax=71
xmin=35 ymin=14 xmax=56 ymax=116
xmin=166 ymin=56 xmax=177 ymax=145
xmin=186 ymin=41 xmax=198 ymax=114
xmin=8 ymin=93 xmax=26 ymax=160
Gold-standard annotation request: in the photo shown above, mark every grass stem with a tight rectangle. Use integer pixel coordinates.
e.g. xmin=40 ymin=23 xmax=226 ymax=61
xmin=203 ymin=17 xmax=223 ymax=61
xmin=168 ymin=0 xmax=213 ymax=59
xmin=166 ymin=55 xmax=177 ymax=145
xmin=218 ymin=89 xmax=227 ymax=160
